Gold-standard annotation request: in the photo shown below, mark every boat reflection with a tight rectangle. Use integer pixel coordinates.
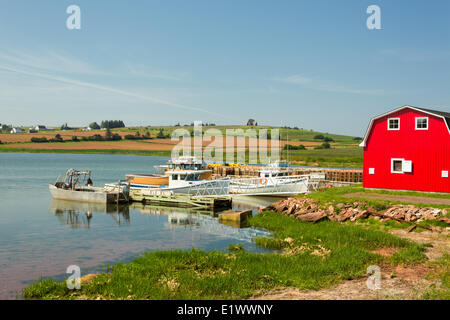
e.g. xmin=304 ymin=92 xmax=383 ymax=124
xmin=129 ymin=202 xmax=219 ymax=216
xmin=231 ymin=195 xmax=284 ymax=212
xmin=48 ymin=200 xmax=271 ymax=243
xmin=129 ymin=202 xmax=271 ymax=242
xmin=49 ymin=199 xmax=130 ymax=228
xmin=129 ymin=202 xmax=218 ymax=228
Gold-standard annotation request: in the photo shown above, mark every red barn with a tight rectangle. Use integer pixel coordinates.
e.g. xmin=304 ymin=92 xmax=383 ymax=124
xmin=360 ymin=106 xmax=450 ymax=193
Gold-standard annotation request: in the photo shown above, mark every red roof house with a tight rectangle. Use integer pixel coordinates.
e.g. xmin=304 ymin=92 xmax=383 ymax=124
xmin=360 ymin=106 xmax=450 ymax=193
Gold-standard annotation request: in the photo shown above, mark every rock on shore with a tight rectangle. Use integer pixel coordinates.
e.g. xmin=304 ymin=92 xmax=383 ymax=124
xmin=271 ymin=197 xmax=450 ymax=225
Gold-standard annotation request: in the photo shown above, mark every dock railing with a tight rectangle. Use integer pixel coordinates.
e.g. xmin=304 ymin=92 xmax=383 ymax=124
xmin=186 ymin=179 xmax=231 ymax=197
xmin=133 ymin=179 xmax=231 ymax=198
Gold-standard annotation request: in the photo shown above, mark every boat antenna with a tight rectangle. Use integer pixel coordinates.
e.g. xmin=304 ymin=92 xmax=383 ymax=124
xmin=286 ymin=130 xmax=289 ymax=164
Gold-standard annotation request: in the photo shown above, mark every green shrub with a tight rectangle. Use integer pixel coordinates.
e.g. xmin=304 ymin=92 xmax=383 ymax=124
xmin=315 ymin=142 xmax=331 ymax=149
xmin=284 ymin=144 xmax=306 ymax=150
xmin=111 ymin=133 xmax=122 ymax=141
xmin=30 ymin=137 xmax=48 ymax=143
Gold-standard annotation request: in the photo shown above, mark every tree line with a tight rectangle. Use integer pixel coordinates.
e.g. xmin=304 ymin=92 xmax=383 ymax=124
xmin=88 ymin=120 xmax=125 ymax=130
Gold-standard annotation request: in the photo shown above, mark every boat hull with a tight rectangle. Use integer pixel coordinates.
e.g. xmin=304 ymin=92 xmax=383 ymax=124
xmin=49 ymin=184 xmax=119 ymax=203
xmin=126 ymin=174 xmax=169 ymax=187
xmin=229 ymin=176 xmax=309 ymax=196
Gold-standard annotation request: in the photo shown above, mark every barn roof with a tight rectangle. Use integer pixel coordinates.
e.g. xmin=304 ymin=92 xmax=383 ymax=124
xmin=414 ymin=107 xmax=450 ymax=128
xmin=359 ymin=105 xmax=450 ymax=147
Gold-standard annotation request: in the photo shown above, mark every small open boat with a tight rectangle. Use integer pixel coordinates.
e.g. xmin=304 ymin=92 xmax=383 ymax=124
xmin=229 ymin=167 xmax=309 ymax=196
xmin=49 ymin=169 xmax=129 ymax=204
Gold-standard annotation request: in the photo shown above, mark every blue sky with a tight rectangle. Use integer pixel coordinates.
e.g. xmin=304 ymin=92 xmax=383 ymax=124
xmin=0 ymin=0 xmax=449 ymax=136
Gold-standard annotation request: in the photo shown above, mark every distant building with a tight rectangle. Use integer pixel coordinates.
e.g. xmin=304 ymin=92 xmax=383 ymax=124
xmin=10 ymin=128 xmax=24 ymax=134
xmin=35 ymin=125 xmax=47 ymax=131
xmin=28 ymin=128 xmax=38 ymax=133
xmin=83 ymin=127 xmax=92 ymax=131
xmin=247 ymin=119 xmax=257 ymax=126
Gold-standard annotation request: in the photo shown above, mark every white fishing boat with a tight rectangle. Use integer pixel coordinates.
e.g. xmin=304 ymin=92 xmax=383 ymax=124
xmin=108 ymin=156 xmax=230 ymax=196
xmin=229 ymin=167 xmax=309 ymax=196
xmin=50 ymin=169 xmax=129 ymax=204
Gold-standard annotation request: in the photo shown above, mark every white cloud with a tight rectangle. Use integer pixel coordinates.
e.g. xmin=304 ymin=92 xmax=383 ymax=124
xmin=273 ymin=74 xmax=312 ymax=85
xmin=0 ymin=49 xmax=105 ymax=75
xmin=123 ymin=61 xmax=187 ymax=81
xmin=0 ymin=64 xmax=229 ymax=119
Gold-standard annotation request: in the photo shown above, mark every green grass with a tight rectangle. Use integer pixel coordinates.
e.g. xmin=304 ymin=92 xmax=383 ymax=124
xmin=364 ymin=188 xmax=450 ymax=200
xmin=423 ymin=254 xmax=450 ymax=300
xmin=282 ymin=147 xmax=362 ymax=168
xmin=23 ymin=210 xmax=426 ymax=300
xmin=306 ymin=185 xmax=450 ymax=211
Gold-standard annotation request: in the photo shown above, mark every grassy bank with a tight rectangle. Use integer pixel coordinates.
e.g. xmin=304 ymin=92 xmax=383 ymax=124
xmin=23 ymin=210 xmax=426 ymax=300
xmin=283 ymin=147 xmax=363 ymax=168
xmin=307 ymin=185 xmax=450 ymax=210
xmin=423 ymin=254 xmax=450 ymax=300
xmin=0 ymin=147 xmax=172 ymax=157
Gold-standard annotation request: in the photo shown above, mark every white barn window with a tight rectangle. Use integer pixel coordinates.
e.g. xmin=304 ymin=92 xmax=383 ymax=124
xmin=388 ymin=118 xmax=400 ymax=130
xmin=391 ymin=159 xmax=403 ymax=173
xmin=391 ymin=159 xmax=413 ymax=174
xmin=415 ymin=117 xmax=428 ymax=130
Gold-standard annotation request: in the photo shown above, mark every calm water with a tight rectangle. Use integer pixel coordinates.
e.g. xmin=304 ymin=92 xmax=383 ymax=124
xmin=0 ymin=153 xmax=274 ymax=299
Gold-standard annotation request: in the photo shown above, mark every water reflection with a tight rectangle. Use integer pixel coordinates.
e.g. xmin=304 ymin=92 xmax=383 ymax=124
xmin=0 ymin=153 xmax=283 ymax=299
xmin=49 ymin=195 xmax=281 ymax=229
xmin=49 ymin=199 xmax=273 ymax=244
xmin=231 ymin=195 xmax=283 ymax=213
xmin=49 ymin=200 xmax=130 ymax=227
xmin=130 ymin=202 xmax=219 ymax=218
xmin=131 ymin=202 xmax=272 ymax=243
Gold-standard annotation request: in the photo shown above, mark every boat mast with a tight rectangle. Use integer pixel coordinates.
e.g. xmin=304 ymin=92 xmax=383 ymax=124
xmin=286 ymin=130 xmax=289 ymax=164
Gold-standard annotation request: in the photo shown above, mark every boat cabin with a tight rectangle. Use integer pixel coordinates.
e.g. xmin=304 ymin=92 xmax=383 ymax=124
xmin=168 ymin=170 xmax=211 ymax=187
xmin=259 ymin=169 xmax=291 ymax=179
xmin=167 ymin=156 xmax=206 ymax=171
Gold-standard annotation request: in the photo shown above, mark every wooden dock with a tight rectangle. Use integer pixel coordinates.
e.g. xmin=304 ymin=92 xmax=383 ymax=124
xmin=129 ymin=190 xmax=232 ymax=209
xmin=209 ymin=165 xmax=363 ymax=183
xmin=219 ymin=210 xmax=252 ymax=223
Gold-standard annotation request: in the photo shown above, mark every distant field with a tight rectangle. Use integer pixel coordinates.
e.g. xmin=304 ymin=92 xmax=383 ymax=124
xmin=283 ymin=147 xmax=363 ymax=168
xmin=0 ymin=130 xmax=136 ymax=143
xmin=0 ymin=126 xmax=362 ymax=167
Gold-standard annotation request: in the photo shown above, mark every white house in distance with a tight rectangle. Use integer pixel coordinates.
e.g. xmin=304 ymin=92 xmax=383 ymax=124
xmin=10 ymin=128 xmax=24 ymax=134
xmin=35 ymin=125 xmax=47 ymax=131
xmin=34 ymin=125 xmax=53 ymax=131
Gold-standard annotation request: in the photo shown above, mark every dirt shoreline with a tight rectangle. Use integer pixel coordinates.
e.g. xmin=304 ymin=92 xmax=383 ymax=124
xmin=252 ymin=228 xmax=449 ymax=300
